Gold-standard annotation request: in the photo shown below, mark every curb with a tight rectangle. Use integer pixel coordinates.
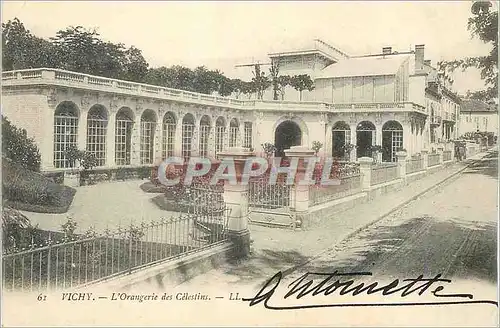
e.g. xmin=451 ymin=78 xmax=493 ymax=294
xmin=279 ymin=150 xmax=494 ymax=278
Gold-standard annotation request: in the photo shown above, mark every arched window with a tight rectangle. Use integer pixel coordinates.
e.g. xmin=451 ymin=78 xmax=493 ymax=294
xmin=215 ymin=117 xmax=226 ymax=155
xmin=162 ymin=112 xmax=176 ymax=159
xmin=182 ymin=114 xmax=195 ymax=159
xmin=332 ymin=121 xmax=351 ymax=159
xmin=229 ymin=118 xmax=240 ymax=148
xmin=115 ymin=107 xmax=134 ymax=165
xmin=199 ymin=115 xmax=211 ymax=158
xmin=356 ymin=121 xmax=376 ymax=158
xmin=86 ymin=105 xmax=108 ymax=167
xmin=53 ymin=101 xmax=79 ymax=168
xmin=140 ymin=110 xmax=157 ymax=165
xmin=382 ymin=120 xmax=403 ymax=162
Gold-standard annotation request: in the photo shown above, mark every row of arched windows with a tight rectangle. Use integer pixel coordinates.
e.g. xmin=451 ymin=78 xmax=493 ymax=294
xmin=53 ymin=102 xmax=248 ymax=169
xmin=331 ymin=120 xmax=404 ymax=162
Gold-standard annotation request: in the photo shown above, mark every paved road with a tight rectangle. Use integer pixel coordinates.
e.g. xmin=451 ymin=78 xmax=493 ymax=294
xmin=289 ymin=150 xmax=498 ymax=286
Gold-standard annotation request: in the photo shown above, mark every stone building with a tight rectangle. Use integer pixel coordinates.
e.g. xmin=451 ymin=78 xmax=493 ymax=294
xmin=459 ymin=99 xmax=499 ymax=137
xmin=1 ymin=39 xmax=460 ymax=172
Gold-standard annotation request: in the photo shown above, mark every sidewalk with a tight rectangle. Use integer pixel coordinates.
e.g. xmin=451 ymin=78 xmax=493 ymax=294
xmin=177 ymin=148 xmax=495 ymax=288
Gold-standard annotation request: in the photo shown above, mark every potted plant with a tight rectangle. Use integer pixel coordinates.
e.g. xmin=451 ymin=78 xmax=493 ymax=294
xmin=341 ymin=143 xmax=356 ymax=161
xmin=64 ymin=145 xmax=83 ymax=187
xmin=311 ymin=141 xmax=323 ymax=156
xmin=261 ymin=142 xmax=276 ymax=160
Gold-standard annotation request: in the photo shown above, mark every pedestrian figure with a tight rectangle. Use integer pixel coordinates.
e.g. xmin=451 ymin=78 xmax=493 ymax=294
xmin=459 ymin=143 xmax=466 ymax=160
xmin=455 ymin=142 xmax=462 ymax=161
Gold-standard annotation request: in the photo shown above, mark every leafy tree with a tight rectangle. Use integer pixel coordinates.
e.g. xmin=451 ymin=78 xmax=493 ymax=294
xmin=277 ymin=75 xmax=292 ymax=100
xmin=438 ymin=1 xmax=498 ymax=100
xmin=251 ymin=64 xmax=271 ymax=100
xmin=290 ymin=74 xmax=315 ymax=101
xmin=120 ymin=46 xmax=149 ymax=82
xmin=2 ymin=116 xmax=41 ymax=171
xmin=269 ymin=60 xmax=281 ymax=100
xmin=51 ymin=26 xmax=125 ymax=78
xmin=2 ymin=18 xmax=56 ymax=70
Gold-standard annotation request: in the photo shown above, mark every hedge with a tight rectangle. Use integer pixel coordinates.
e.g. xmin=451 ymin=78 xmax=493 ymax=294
xmin=2 ymin=158 xmax=76 ymax=213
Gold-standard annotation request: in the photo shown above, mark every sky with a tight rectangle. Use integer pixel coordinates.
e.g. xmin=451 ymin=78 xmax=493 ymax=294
xmin=2 ymin=1 xmax=496 ymax=95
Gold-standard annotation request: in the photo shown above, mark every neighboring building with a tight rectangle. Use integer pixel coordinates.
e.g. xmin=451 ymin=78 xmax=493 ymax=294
xmin=1 ymin=39 xmax=459 ymax=172
xmin=459 ymin=99 xmax=499 ymax=137
xmin=422 ymin=59 xmax=462 ymax=149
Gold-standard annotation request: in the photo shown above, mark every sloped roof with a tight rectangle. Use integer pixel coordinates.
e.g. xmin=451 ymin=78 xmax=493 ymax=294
xmin=462 ymin=99 xmax=498 ymax=112
xmin=317 ymin=54 xmax=410 ymax=79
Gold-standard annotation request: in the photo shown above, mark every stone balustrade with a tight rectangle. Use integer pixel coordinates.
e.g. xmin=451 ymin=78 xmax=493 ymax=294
xmin=3 ymin=68 xmax=427 ymax=114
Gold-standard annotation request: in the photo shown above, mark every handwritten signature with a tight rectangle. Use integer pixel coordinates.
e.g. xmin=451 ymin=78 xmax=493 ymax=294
xmin=242 ymin=271 xmax=499 ymax=309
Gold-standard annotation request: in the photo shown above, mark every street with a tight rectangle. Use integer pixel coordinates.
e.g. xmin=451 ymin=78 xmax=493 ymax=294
xmin=288 ymin=150 xmax=498 ymax=287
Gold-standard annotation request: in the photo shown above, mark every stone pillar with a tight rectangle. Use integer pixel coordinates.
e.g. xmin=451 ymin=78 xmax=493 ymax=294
xmin=375 ymin=125 xmax=382 ymax=149
xmin=130 ymin=121 xmax=141 ymax=166
xmin=174 ymin=123 xmax=183 ymax=158
xmin=207 ymin=123 xmax=215 ymax=160
xmin=216 ymin=147 xmax=254 ymax=258
xmin=106 ymin=116 xmax=116 ymax=167
xmin=77 ymin=111 xmax=87 ymax=151
xmin=153 ymin=122 xmax=162 ymax=164
xmin=191 ymin=121 xmax=200 ymax=158
xmin=358 ymin=157 xmax=373 ymax=191
xmin=350 ymin=128 xmax=357 ymax=162
xmin=324 ymin=124 xmax=332 ymax=157
xmin=284 ymin=145 xmax=316 ymax=229
xmin=437 ymin=146 xmax=444 ymax=165
xmin=421 ymin=149 xmax=429 ymax=170
xmin=396 ymin=151 xmax=407 ymax=182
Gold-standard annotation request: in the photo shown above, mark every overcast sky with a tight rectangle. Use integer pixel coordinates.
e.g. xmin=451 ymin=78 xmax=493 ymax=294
xmin=2 ymin=1 xmax=495 ymax=95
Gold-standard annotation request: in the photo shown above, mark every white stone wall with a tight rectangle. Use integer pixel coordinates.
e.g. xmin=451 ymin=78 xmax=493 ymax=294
xmin=2 ymin=90 xmax=53 ymax=169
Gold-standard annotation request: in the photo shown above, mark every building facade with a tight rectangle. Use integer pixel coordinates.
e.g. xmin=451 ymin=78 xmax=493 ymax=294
xmin=459 ymin=99 xmax=499 ymax=137
xmin=1 ymin=40 xmax=460 ymax=172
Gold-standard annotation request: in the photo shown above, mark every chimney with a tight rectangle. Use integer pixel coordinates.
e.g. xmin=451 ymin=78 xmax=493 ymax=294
xmin=424 ymin=59 xmax=431 ymax=66
xmin=415 ymin=44 xmax=425 ymax=72
xmin=382 ymin=47 xmax=392 ymax=55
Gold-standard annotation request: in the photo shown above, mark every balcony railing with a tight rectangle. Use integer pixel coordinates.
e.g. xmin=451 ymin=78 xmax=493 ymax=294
xmin=430 ymin=115 xmax=442 ymax=125
xmin=2 ymin=68 xmax=426 ymax=114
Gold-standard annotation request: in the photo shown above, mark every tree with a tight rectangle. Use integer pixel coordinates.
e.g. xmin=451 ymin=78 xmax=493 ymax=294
xmin=51 ymin=26 xmax=127 ymax=78
xmin=277 ymin=75 xmax=292 ymax=100
xmin=120 ymin=46 xmax=149 ymax=82
xmin=251 ymin=64 xmax=271 ymax=100
xmin=269 ymin=60 xmax=281 ymax=100
xmin=438 ymin=1 xmax=498 ymax=100
xmin=2 ymin=116 xmax=41 ymax=172
xmin=290 ymin=74 xmax=315 ymax=101
xmin=2 ymin=18 xmax=56 ymax=70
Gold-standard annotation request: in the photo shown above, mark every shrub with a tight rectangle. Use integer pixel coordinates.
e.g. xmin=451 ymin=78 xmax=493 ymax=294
xmin=2 ymin=116 xmax=41 ymax=171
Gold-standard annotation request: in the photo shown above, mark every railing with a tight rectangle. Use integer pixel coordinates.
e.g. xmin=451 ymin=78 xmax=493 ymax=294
xmin=2 ymin=186 xmax=228 ymax=292
xmin=428 ymin=153 xmax=441 ymax=167
xmin=430 ymin=116 xmax=442 ymax=125
xmin=370 ymin=163 xmax=399 ymax=186
xmin=309 ymin=174 xmax=361 ymax=206
xmin=2 ymin=68 xmax=427 ymax=113
xmin=405 ymin=157 xmax=424 ymax=174
xmin=248 ymin=174 xmax=291 ymax=210
xmin=443 ymin=150 xmax=452 ymax=162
